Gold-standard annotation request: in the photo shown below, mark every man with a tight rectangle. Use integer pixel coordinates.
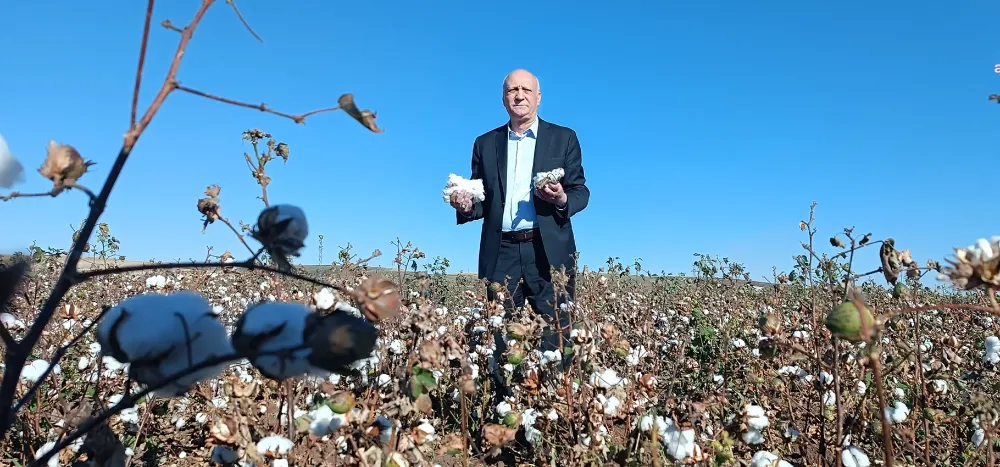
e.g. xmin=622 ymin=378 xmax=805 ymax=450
xmin=450 ymin=69 xmax=590 ymax=385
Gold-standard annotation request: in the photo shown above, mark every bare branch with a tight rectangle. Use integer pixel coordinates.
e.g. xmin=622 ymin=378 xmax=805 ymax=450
xmin=131 ymin=0 xmax=155 ymax=129
xmin=76 ymin=259 xmax=349 ymax=293
xmin=226 ymin=0 xmax=263 ymax=43
xmin=219 ymin=217 xmax=257 ymax=255
xmin=0 ymin=183 xmax=95 ymax=202
xmin=173 ymin=82 xmax=342 ymax=124
xmin=0 ymin=0 xmax=218 ymax=438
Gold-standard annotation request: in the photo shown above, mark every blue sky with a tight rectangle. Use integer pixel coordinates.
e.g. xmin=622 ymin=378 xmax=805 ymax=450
xmin=0 ymin=1 xmax=997 ymax=283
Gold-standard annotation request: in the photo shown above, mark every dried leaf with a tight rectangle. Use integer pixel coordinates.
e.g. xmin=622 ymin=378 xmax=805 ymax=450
xmin=482 ymin=424 xmax=517 ymax=447
xmin=859 ymin=233 xmax=872 ymax=246
xmin=338 ymin=93 xmax=383 ymax=133
xmin=351 ymin=276 xmax=402 ymax=322
xmin=414 ymin=393 xmax=433 ymax=415
xmin=880 ymin=238 xmax=901 ymax=286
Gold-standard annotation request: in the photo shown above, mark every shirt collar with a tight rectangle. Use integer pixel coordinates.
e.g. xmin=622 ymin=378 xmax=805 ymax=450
xmin=508 ymin=117 xmax=539 ymax=140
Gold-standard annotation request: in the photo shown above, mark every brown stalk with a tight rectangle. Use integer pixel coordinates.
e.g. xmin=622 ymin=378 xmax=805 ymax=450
xmin=130 ymin=0 xmax=155 ymax=129
xmin=173 ymin=83 xmax=342 ymax=124
xmin=802 ymin=202 xmax=831 ymax=463
xmin=908 ymin=293 xmax=932 ymax=466
xmin=225 ymin=0 xmax=263 ymax=43
xmin=1 ymin=183 xmax=95 ymax=202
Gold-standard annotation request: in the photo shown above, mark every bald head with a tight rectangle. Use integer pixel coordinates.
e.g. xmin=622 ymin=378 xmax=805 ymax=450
xmin=503 ymin=69 xmax=540 ymax=93
xmin=502 ymin=69 xmax=542 ymax=128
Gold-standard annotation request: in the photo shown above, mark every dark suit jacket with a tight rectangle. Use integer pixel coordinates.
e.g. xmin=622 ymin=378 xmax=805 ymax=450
xmin=456 ymin=118 xmax=590 ymax=281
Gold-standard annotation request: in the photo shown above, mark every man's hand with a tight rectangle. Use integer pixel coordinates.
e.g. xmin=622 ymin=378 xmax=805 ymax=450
xmin=450 ymin=190 xmax=474 ymax=214
xmin=537 ymin=182 xmax=567 ymax=207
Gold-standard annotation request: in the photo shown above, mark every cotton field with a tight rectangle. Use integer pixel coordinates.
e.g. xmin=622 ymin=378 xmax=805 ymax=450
xmin=1 ymin=234 xmax=999 ymax=467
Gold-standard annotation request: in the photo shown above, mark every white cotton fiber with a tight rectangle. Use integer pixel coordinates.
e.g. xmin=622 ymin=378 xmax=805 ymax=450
xmin=0 ymin=132 xmax=25 ymax=189
xmin=442 ymin=174 xmax=485 ymax=203
xmin=532 ymin=168 xmax=564 ymax=190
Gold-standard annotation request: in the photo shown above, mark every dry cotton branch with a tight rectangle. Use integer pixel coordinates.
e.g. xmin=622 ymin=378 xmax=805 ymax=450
xmin=0 ymin=0 xmax=384 ymax=438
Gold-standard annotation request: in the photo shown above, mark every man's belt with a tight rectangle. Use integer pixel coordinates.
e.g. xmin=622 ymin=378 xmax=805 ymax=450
xmin=501 ymin=228 xmax=539 ymax=243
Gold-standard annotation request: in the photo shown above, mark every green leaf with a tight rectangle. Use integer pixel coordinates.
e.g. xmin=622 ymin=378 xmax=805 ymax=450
xmin=410 ymin=365 xmax=438 ymax=398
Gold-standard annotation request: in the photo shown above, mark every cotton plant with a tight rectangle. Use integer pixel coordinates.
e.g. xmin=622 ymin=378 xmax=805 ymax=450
xmin=441 ymin=174 xmax=485 ymax=203
xmin=95 ymin=290 xmax=233 ymax=397
xmin=0 ymin=132 xmax=25 ymax=189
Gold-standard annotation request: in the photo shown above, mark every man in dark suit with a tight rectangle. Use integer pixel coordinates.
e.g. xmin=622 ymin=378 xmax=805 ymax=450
xmin=450 ymin=69 xmax=589 ymax=384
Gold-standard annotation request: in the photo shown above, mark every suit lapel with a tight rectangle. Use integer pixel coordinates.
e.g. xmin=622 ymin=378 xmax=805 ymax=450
xmin=532 ymin=118 xmax=552 ymax=175
xmin=495 ymin=127 xmax=508 ymax=199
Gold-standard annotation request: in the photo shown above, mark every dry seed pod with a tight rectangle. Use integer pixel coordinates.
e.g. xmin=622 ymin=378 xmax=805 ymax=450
xmin=38 ymin=140 xmax=94 ymax=186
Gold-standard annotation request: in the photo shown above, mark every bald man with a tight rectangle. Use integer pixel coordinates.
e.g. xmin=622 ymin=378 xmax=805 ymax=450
xmin=451 ymin=69 xmax=590 ymax=387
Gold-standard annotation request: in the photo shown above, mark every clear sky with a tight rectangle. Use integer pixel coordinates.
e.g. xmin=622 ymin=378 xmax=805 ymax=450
xmin=0 ymin=1 xmax=997 ymax=282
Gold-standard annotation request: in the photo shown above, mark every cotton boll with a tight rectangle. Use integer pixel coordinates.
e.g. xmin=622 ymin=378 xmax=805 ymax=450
xmin=589 ymin=368 xmax=625 ymax=388
xmin=984 ymin=336 xmax=999 ymax=364
xmin=442 ymin=174 xmax=486 ymax=205
xmin=96 ymin=293 xmax=194 ymax=364
xmin=660 ymin=424 xmax=700 ymax=462
xmin=250 ymin=204 xmax=309 ymax=271
xmin=742 ymin=404 xmax=769 ymax=445
xmin=135 ymin=310 xmax=234 ymax=397
xmin=304 ymin=310 xmax=378 ymax=374
xmin=884 ymin=401 xmax=909 ymax=424
xmin=0 ymin=132 xmax=25 ymax=189
xmin=231 ymin=301 xmax=317 ymax=380
xmin=33 ymin=441 xmax=59 ymax=467
xmin=256 ymin=435 xmax=295 ymax=456
xmin=95 ymin=291 xmax=232 ymax=395
xmin=751 ymin=451 xmax=793 ymax=467
xmin=20 ymin=359 xmax=60 ymax=383
xmin=842 ymin=445 xmax=871 ymax=467
xmin=313 ymin=288 xmax=336 ymax=310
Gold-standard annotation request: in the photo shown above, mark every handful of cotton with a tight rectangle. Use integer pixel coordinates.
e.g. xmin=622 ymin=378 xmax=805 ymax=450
xmin=442 ymin=174 xmax=485 ymax=204
xmin=533 ymin=168 xmax=564 ymax=190
xmin=95 ymin=291 xmax=234 ymax=397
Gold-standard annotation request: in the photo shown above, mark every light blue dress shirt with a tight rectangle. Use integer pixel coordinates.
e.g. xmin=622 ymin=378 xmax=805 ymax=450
xmin=502 ymin=118 xmax=540 ymax=232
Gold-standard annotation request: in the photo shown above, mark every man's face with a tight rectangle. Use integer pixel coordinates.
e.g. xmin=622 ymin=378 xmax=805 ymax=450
xmin=503 ymin=72 xmax=541 ymax=121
